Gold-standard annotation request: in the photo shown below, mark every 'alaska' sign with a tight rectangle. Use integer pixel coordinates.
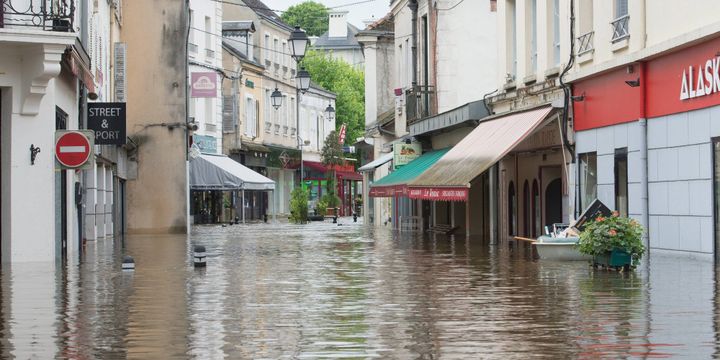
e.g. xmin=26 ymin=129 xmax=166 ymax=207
xmin=679 ymin=56 xmax=720 ymax=100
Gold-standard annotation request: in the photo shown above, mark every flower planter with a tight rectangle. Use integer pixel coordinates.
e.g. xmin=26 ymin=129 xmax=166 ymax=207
xmin=326 ymin=207 xmax=339 ymax=217
xmin=593 ymin=248 xmax=632 ymax=269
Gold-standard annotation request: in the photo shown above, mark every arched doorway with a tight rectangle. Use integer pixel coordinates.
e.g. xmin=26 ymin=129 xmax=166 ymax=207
xmin=545 ymin=178 xmax=562 ymax=230
xmin=532 ymin=180 xmax=540 ymax=237
xmin=508 ymin=181 xmax=516 ymax=236
xmin=523 ymin=180 xmax=530 ymax=236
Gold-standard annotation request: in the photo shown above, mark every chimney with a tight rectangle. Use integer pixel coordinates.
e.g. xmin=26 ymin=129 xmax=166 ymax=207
xmin=362 ymin=16 xmax=376 ymax=29
xmin=328 ymin=10 xmax=348 ymax=38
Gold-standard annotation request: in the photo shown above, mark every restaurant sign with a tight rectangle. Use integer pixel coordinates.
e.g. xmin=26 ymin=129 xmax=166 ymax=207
xmin=408 ymin=187 xmax=469 ymax=202
xmin=393 ymin=142 xmax=421 ymax=169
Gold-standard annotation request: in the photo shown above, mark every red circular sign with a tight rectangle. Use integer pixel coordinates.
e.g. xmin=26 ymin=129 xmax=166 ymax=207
xmin=55 ymin=131 xmax=91 ymax=168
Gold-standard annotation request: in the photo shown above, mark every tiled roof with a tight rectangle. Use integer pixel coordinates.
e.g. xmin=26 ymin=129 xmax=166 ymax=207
xmin=240 ymin=0 xmax=293 ymax=31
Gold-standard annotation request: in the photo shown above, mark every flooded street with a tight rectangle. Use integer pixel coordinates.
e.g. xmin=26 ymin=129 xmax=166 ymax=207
xmin=1 ymin=220 xmax=719 ymax=358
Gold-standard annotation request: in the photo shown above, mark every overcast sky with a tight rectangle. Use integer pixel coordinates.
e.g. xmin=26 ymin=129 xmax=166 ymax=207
xmin=261 ymin=0 xmax=391 ymax=29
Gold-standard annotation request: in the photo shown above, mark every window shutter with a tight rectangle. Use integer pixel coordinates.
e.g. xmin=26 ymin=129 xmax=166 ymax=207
xmin=114 ymin=42 xmax=126 ymax=102
xmin=222 ymin=95 xmax=236 ymax=133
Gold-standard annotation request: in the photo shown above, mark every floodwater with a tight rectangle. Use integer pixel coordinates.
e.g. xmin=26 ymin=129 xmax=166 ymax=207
xmin=1 ymin=220 xmax=719 ymax=359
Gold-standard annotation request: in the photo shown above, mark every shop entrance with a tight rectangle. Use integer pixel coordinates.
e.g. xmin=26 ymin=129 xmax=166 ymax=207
xmin=713 ymin=139 xmax=720 ymax=262
xmin=55 ymin=107 xmax=68 ymax=260
xmin=544 ymin=178 xmax=562 ymax=229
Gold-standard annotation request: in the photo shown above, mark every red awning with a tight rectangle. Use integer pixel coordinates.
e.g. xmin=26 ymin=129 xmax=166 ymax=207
xmin=369 ymin=185 xmax=408 ymax=198
xmin=337 ymin=170 xmax=362 ymax=181
xmin=408 ymin=187 xmax=469 ymax=202
xmin=303 ymin=161 xmax=361 ymax=181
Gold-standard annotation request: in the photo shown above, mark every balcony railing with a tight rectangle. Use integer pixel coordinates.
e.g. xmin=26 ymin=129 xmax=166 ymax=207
xmin=405 ymin=84 xmax=436 ymax=125
xmin=611 ymin=15 xmax=630 ymax=43
xmin=577 ymin=31 xmax=594 ymax=55
xmin=1 ymin=0 xmax=74 ymax=31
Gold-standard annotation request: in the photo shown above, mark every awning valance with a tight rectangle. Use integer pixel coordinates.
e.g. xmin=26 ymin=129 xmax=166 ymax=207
xmin=190 ymin=153 xmax=275 ymax=191
xmin=408 ymin=106 xmax=554 ymax=200
xmin=358 ymin=152 xmax=393 ymax=172
xmin=303 ymin=161 xmax=362 ymax=181
xmin=369 ymin=148 xmax=450 ymax=198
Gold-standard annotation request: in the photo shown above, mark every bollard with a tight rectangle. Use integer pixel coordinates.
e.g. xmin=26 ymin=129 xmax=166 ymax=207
xmin=353 ymin=213 xmax=357 ymax=223
xmin=264 ymin=213 xmax=268 ymax=223
xmin=122 ymin=255 xmax=135 ymax=270
xmin=193 ymin=245 xmax=207 ymax=267
xmin=235 ymin=216 xmax=240 ymax=225
xmin=333 ymin=216 xmax=338 ymax=224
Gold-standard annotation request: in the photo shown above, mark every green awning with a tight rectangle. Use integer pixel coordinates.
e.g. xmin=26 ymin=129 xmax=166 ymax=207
xmin=369 ymin=148 xmax=450 ymax=197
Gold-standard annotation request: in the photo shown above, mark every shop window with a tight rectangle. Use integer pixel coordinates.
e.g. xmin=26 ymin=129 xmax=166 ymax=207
xmin=614 ymin=148 xmax=628 ymax=217
xmin=508 ymin=181 xmax=516 ymax=236
xmin=714 ymin=139 xmax=720 ymax=262
xmin=532 ymin=179 xmax=540 ymax=237
xmin=523 ymin=180 xmax=530 ymax=236
xmin=579 ymin=152 xmax=597 ymax=212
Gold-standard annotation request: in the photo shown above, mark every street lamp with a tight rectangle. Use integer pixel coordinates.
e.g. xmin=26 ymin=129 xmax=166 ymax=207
xmin=289 ymin=26 xmax=309 ymax=62
xmin=325 ymin=103 xmax=335 ymax=121
xmin=297 ymin=67 xmax=311 ymax=93
xmin=289 ymin=26 xmax=310 ymax=189
xmin=271 ymin=88 xmax=282 ymax=110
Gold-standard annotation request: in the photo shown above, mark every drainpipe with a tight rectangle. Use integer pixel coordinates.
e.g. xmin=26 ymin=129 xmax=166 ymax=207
xmin=409 ymin=0 xmax=418 ymax=86
xmin=639 ymin=63 xmax=649 ymax=253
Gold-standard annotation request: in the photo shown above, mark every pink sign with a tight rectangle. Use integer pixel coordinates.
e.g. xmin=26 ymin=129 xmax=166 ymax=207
xmin=191 ymin=72 xmax=217 ymax=98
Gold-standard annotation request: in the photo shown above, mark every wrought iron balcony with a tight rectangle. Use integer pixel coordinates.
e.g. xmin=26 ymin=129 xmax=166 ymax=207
xmin=611 ymin=15 xmax=629 ymax=43
xmin=577 ymin=31 xmax=594 ymax=55
xmin=1 ymin=0 xmax=75 ymax=32
xmin=405 ymin=84 xmax=436 ymax=125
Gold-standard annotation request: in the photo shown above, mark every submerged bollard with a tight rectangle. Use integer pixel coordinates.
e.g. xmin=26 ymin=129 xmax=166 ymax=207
xmin=333 ymin=216 xmax=338 ymax=224
xmin=193 ymin=245 xmax=207 ymax=267
xmin=122 ymin=255 xmax=135 ymax=270
xmin=353 ymin=213 xmax=357 ymax=222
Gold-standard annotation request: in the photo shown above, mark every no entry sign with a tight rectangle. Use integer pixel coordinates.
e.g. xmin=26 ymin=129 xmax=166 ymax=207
xmin=55 ymin=131 xmax=94 ymax=169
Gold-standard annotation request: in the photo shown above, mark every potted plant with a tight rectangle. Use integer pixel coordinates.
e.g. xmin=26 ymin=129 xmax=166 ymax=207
xmin=576 ymin=212 xmax=645 ymax=270
xmin=289 ymin=187 xmax=309 ymax=224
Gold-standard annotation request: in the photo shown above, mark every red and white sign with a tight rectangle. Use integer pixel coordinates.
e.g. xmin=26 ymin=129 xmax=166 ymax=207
xmin=408 ymin=187 xmax=469 ymax=202
xmin=55 ymin=131 xmax=92 ymax=168
xmin=338 ymin=124 xmax=347 ymax=144
xmin=191 ymin=72 xmax=218 ymax=98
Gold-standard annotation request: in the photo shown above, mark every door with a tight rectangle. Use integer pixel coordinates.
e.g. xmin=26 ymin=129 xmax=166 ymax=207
xmin=544 ymin=178 xmax=563 ymax=229
xmin=55 ymin=107 xmax=68 ymax=260
xmin=713 ymin=139 xmax=720 ymax=263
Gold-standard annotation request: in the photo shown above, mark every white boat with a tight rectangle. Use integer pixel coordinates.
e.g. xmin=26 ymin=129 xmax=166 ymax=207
xmin=534 ymin=236 xmax=592 ymax=261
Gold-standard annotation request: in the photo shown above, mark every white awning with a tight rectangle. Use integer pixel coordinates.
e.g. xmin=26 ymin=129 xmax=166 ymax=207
xmin=189 ymin=153 xmax=275 ymax=191
xmin=358 ymin=152 xmax=393 ymax=172
xmin=410 ymin=106 xmax=554 ymax=188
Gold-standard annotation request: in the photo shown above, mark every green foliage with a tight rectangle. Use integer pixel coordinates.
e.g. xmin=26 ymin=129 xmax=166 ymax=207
xmin=301 ymin=50 xmax=365 ymax=145
xmin=289 ymin=187 xmax=309 ymax=224
xmin=576 ymin=212 xmax=645 ymax=265
xmin=315 ymin=198 xmax=329 ymax=216
xmin=280 ymin=1 xmax=329 ymax=37
xmin=321 ymin=173 xmax=341 ymax=208
xmin=321 ymin=130 xmax=345 ymax=168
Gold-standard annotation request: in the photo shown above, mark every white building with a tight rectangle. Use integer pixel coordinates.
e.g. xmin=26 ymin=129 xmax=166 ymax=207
xmin=0 ymin=0 xmax=95 ymax=262
xmin=299 ymin=83 xmax=336 ymax=163
xmin=189 ymin=0 xmax=223 ymax=154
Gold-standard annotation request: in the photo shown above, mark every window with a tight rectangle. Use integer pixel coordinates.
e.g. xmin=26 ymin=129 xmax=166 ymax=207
xmin=245 ymin=96 xmax=257 ymax=138
xmin=247 ymin=33 xmax=254 ymax=61
xmin=612 ymin=0 xmax=629 ymax=42
xmin=615 ymin=0 xmax=628 ymax=18
xmin=264 ymin=34 xmax=271 ymax=62
xmin=189 ymin=10 xmax=195 ymax=47
xmin=290 ymin=97 xmax=295 ymax=131
xmin=615 ymin=148 xmax=628 ymax=217
xmin=205 ymin=97 xmax=213 ymax=124
xmin=577 ymin=0 xmax=594 ymax=55
xmin=529 ymin=0 xmax=537 ymax=73
xmin=579 ymin=152 xmax=597 ymax=212
xmin=398 ymin=44 xmax=403 ymax=87
xmin=405 ymin=39 xmax=411 ymax=87
xmin=204 ymin=16 xmax=212 ymax=51
xmin=282 ymin=41 xmax=287 ymax=68
xmin=507 ymin=0 xmax=517 ymax=79
xmin=273 ymin=38 xmax=279 ymax=64
xmin=508 ymin=181 xmax=517 ymax=236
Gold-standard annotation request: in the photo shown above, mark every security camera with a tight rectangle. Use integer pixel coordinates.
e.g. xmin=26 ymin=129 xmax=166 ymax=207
xmin=187 ymin=122 xmax=199 ymax=131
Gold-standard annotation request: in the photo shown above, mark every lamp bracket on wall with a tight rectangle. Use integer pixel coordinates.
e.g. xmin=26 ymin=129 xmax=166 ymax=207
xmin=30 ymin=144 xmax=41 ymax=165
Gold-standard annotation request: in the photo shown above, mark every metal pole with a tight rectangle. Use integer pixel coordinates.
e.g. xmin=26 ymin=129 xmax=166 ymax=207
xmin=297 ymin=87 xmax=303 ymax=189
xmin=241 ymin=189 xmax=245 ymax=224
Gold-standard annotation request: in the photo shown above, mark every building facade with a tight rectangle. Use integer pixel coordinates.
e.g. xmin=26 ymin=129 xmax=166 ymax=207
xmin=567 ymin=0 xmax=720 ymax=258
xmin=312 ymin=11 xmax=364 ymax=69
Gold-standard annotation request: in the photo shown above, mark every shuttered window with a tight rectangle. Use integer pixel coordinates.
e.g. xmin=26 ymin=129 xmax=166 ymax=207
xmin=222 ymin=95 xmax=236 ymax=133
xmin=113 ymin=42 xmax=126 ymax=102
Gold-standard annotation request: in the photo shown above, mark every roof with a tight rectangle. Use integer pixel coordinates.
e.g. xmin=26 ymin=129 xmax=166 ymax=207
xmin=365 ymin=12 xmax=393 ymax=32
xmin=372 ymin=148 xmax=450 ymax=187
xmin=222 ymin=21 xmax=255 ymax=33
xmin=240 ymin=0 xmax=293 ymax=31
xmin=314 ymin=24 xmax=362 ymax=50
xmin=221 ymin=39 xmax=264 ymax=68
xmin=189 ymin=153 xmax=275 ymax=191
xmin=358 ymin=152 xmax=393 ymax=172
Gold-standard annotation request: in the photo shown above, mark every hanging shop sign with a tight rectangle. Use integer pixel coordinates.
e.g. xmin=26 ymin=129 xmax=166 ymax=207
xmin=338 ymin=123 xmax=347 ymax=144
xmin=192 ymin=134 xmax=217 ymax=154
xmin=87 ymin=102 xmax=126 ymax=145
xmin=393 ymin=142 xmax=421 ymax=169
xmin=408 ymin=187 xmax=469 ymax=202
xmin=55 ymin=130 xmax=94 ymax=169
xmin=191 ymin=72 xmax=218 ymax=98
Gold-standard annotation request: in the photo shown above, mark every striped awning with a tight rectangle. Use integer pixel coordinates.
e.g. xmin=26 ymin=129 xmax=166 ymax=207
xmin=369 ymin=148 xmax=450 ymax=198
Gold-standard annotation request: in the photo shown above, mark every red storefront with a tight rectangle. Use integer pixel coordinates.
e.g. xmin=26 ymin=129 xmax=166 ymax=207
xmin=572 ymin=34 xmax=720 ymax=257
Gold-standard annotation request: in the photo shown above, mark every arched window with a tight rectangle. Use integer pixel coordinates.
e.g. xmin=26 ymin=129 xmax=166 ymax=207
xmin=523 ymin=180 xmax=530 ymax=236
xmin=508 ymin=181 xmax=516 ymax=236
xmin=532 ymin=180 xmax=540 ymax=237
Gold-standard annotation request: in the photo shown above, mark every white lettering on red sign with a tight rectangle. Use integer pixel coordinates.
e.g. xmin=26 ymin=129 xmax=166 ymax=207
xmin=680 ymin=56 xmax=720 ymax=100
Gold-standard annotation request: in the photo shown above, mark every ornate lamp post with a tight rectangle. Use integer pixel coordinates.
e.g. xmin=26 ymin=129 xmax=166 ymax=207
xmin=289 ymin=26 xmax=310 ymax=188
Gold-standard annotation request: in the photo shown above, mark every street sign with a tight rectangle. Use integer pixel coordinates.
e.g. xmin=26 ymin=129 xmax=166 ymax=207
xmin=338 ymin=124 xmax=347 ymax=144
xmin=55 ymin=130 xmax=93 ymax=168
xmin=88 ymin=102 xmax=126 ymax=145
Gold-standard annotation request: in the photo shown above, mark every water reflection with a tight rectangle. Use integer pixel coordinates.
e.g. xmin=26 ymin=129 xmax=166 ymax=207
xmin=0 ymin=222 xmax=718 ymax=358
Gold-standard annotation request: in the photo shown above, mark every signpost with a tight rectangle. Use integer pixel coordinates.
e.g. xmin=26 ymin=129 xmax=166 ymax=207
xmin=55 ymin=130 xmax=94 ymax=169
xmin=88 ymin=102 xmax=126 ymax=145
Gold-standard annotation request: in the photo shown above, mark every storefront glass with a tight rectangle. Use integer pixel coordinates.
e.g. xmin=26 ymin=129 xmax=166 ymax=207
xmin=579 ymin=152 xmax=597 ymax=212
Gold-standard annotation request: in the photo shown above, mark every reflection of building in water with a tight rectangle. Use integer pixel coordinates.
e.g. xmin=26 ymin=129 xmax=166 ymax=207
xmin=187 ymin=239 xmax=227 ymax=358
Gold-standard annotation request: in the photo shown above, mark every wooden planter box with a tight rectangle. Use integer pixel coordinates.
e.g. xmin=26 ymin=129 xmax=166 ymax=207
xmin=325 ymin=207 xmax=339 ymax=217
xmin=593 ymin=249 xmax=632 ymax=270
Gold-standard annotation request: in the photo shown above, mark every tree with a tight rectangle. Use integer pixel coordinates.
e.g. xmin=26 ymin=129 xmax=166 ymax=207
xmin=320 ymin=130 xmax=344 ymax=211
xmin=280 ymin=1 xmax=328 ymax=37
xmin=301 ymin=50 xmax=365 ymax=149
xmin=289 ymin=187 xmax=309 ymax=224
